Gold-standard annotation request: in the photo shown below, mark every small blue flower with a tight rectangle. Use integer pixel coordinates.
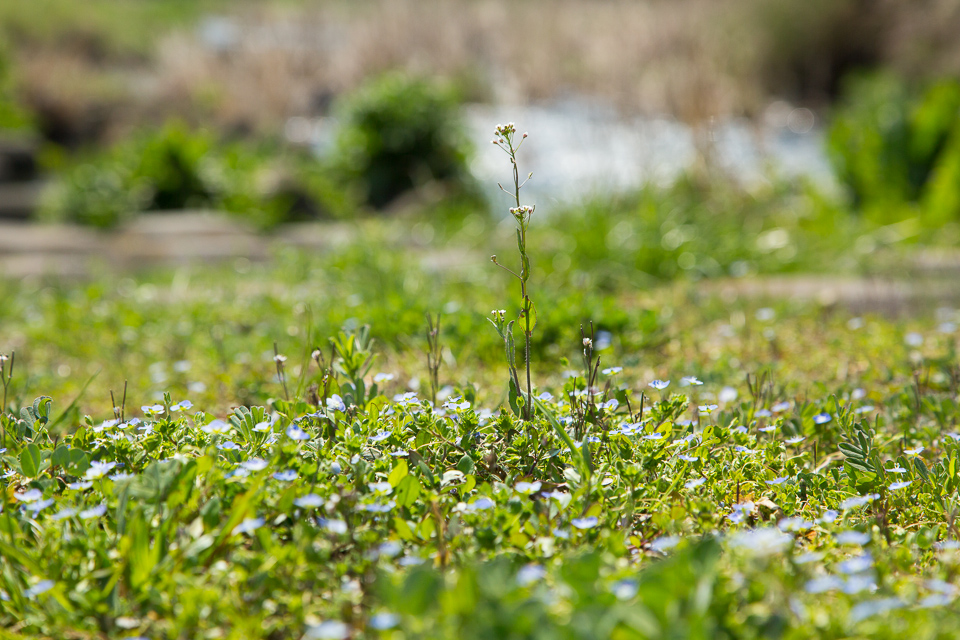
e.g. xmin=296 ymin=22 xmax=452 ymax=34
xmin=516 ymin=564 xmax=546 ymax=586
xmin=840 ymin=494 xmax=879 ymax=510
xmin=241 ymin=458 xmax=269 ymax=472
xmin=571 ymin=516 xmax=599 ymax=530
xmin=14 ymin=489 xmax=43 ymax=503
xmin=378 ymin=541 xmax=402 ymax=558
xmin=805 ymin=576 xmax=844 ymax=594
xmin=368 ymin=481 xmax=393 ymax=495
xmin=515 ymin=481 xmax=542 ymax=494
xmin=819 ymin=509 xmax=839 ymax=523
xmin=813 ymin=413 xmax=832 ymax=425
xmin=202 ymin=419 xmax=231 ymax=435
xmin=698 ymin=404 xmax=718 ymax=413
xmin=612 ymin=579 xmax=639 ymax=600
xmin=755 ymin=408 xmax=772 ymax=418
xmin=835 ymin=530 xmax=872 ymax=545
xmin=649 ymin=380 xmax=670 ymax=391
xmin=369 ymin=613 xmax=399 ymax=630
xmin=141 ymin=404 xmax=164 ymax=417
xmin=684 ymin=477 xmax=706 ymax=490
xmin=294 ymin=494 xmax=325 ymax=508
xmin=323 ymin=519 xmax=348 ymax=534
xmin=777 ymin=517 xmax=814 ymax=532
xmin=889 ymin=480 xmax=912 ymax=490
xmin=602 ymin=367 xmax=623 ymax=375
xmin=838 ymin=553 xmax=873 ymax=574
xmin=794 ymin=551 xmax=824 ymax=564
xmin=677 ymin=454 xmax=698 ymax=462
xmin=50 ymin=508 xmax=77 ymax=521
xmin=369 ymin=430 xmax=391 ymax=443
xmin=24 ymin=580 xmax=55 ymax=598
xmin=849 ymin=597 xmax=903 ymax=623
xmin=326 ymin=395 xmax=346 ymax=413
xmin=537 ymin=391 xmax=554 ymax=401
xmin=79 ymin=504 xmax=107 ymax=519
xmin=306 ymin=620 xmax=350 ymax=640
xmin=233 ymin=517 xmax=265 ymax=535
xmin=273 ymin=470 xmax=298 ymax=481
xmin=785 ymin=436 xmax=806 ymax=444
xmin=681 ymin=376 xmax=703 ymax=386
xmin=360 ymin=501 xmax=395 ymax=513
xmin=650 ymin=535 xmax=680 ymax=552
xmin=25 ymin=499 xmax=55 ymax=515
xmin=286 ymin=425 xmax=310 ymax=441
xmin=766 ymin=476 xmax=789 ymax=485
xmin=217 ymin=440 xmax=241 ymax=451
xmin=905 ymin=446 xmax=925 ymax=456
xmin=463 ymin=497 xmax=495 ymax=512
xmin=85 ymin=460 xmax=117 ymax=480
xmin=171 ymin=400 xmax=193 ymax=412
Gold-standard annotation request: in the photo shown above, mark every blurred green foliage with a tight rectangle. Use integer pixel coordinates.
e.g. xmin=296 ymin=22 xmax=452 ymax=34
xmin=41 ymin=122 xmax=353 ymax=229
xmin=828 ymin=73 xmax=960 ymax=225
xmin=529 ymin=176 xmax=872 ymax=290
xmin=332 ymin=73 xmax=478 ymax=210
xmin=0 ymin=43 xmax=33 ymax=132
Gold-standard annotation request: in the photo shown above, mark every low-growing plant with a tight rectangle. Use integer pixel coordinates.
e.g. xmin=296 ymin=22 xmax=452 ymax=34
xmin=489 ymin=122 xmax=537 ymax=421
xmin=7 ymin=118 xmax=960 ymax=639
xmin=40 ymin=121 xmax=354 ymax=228
xmin=331 ymin=72 xmax=478 ymax=210
xmin=829 ymin=72 xmax=960 ymax=226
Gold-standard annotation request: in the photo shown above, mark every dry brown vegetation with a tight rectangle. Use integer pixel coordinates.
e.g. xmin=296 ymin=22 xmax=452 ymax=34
xmin=5 ymin=0 xmax=960 ymax=142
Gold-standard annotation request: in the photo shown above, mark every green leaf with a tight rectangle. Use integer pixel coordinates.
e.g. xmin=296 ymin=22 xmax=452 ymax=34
xmin=535 ymin=396 xmax=591 ymax=484
xmin=51 ymin=444 xmax=70 ymax=468
xmin=457 ymin=454 xmax=475 ymax=476
xmin=388 ymin=459 xmax=409 ymax=487
xmin=19 ymin=443 xmax=41 ymax=478
xmin=395 ymin=475 xmax=421 ymax=508
xmin=508 ymin=377 xmax=521 ymax=417
xmin=839 ymin=442 xmax=865 ymax=460
xmin=66 ymin=449 xmax=90 ymax=475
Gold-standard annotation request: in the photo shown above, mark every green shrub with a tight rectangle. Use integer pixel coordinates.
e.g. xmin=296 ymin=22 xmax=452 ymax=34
xmin=828 ymin=73 xmax=960 ymax=225
xmin=331 ymin=72 xmax=476 ymax=210
xmin=42 ymin=122 xmax=353 ymax=228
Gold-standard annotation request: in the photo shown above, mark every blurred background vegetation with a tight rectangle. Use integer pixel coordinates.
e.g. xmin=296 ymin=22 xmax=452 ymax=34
xmin=0 ymin=0 xmax=958 ymax=282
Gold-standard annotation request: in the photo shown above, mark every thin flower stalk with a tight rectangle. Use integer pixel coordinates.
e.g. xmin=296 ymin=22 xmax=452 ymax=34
xmin=490 ymin=123 xmax=536 ymax=421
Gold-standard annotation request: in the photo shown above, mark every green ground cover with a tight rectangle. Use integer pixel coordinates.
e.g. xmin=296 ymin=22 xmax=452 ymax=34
xmin=4 ymin=121 xmax=960 ymax=638
xmin=3 ymin=189 xmax=960 ymax=638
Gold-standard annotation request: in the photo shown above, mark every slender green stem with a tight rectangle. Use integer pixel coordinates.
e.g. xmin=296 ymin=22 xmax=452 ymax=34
xmin=493 ymin=124 xmax=535 ymax=421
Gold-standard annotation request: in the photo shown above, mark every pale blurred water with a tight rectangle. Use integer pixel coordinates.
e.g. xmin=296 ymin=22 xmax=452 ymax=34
xmin=296 ymin=96 xmax=836 ymax=212
xmin=465 ymin=98 xmax=836 ymax=213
